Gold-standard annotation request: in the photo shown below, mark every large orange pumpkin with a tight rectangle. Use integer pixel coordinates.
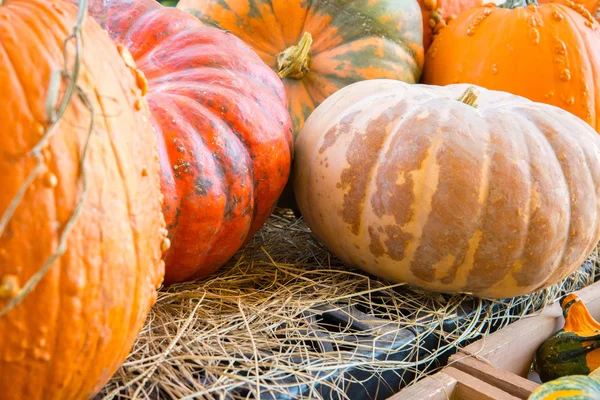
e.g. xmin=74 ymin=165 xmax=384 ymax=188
xmin=294 ymin=80 xmax=600 ymax=299
xmin=422 ymin=0 xmax=600 ymax=132
xmin=88 ymin=0 xmax=293 ymax=284
xmin=0 ymin=0 xmax=166 ymax=399
xmin=176 ymin=0 xmax=424 ymax=136
xmin=539 ymin=0 xmax=600 ymax=20
xmin=418 ymin=0 xmax=483 ymax=52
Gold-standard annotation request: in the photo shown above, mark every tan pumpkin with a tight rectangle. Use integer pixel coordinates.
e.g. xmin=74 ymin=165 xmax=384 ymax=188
xmin=294 ymin=79 xmax=600 ymax=299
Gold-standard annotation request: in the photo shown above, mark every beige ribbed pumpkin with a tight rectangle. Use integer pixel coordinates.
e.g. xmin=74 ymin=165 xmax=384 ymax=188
xmin=294 ymin=79 xmax=600 ymax=299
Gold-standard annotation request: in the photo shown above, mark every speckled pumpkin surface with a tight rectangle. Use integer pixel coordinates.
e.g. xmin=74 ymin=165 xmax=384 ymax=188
xmin=177 ymin=0 xmax=424 ymax=136
xmin=422 ymin=0 xmax=600 ymax=133
xmin=294 ymin=80 xmax=600 ymax=299
xmin=529 ymin=374 xmax=600 ymax=400
xmin=91 ymin=0 xmax=293 ymax=284
xmin=0 ymin=0 xmax=165 ymax=398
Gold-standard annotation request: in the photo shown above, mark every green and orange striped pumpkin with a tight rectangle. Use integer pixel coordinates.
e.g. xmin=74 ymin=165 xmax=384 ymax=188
xmin=534 ymin=294 xmax=600 ymax=382
xmin=294 ymin=80 xmax=600 ymax=299
xmin=529 ymin=369 xmax=600 ymax=399
xmin=176 ymin=0 xmax=424 ymax=136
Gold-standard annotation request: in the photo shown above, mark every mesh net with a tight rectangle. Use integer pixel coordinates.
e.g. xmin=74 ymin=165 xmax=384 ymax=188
xmin=97 ymin=210 xmax=599 ymax=400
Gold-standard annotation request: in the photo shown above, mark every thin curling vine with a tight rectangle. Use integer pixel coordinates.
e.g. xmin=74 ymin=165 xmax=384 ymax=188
xmin=0 ymin=0 xmax=95 ymax=317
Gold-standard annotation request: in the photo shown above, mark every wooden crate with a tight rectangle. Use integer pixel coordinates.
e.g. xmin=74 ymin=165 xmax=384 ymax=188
xmin=388 ymin=367 xmax=520 ymax=399
xmin=446 ymin=281 xmax=600 ymax=399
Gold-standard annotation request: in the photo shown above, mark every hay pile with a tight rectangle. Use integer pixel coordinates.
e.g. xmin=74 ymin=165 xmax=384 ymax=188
xmin=98 ymin=210 xmax=600 ymax=400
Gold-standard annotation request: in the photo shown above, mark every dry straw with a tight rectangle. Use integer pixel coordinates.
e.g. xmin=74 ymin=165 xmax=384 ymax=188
xmin=98 ymin=210 xmax=599 ymax=400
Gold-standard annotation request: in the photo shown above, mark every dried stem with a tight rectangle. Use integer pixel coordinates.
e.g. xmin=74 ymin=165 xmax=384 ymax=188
xmin=277 ymin=32 xmax=313 ymax=80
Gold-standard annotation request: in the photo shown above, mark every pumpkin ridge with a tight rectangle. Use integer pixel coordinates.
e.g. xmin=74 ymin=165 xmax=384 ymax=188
xmin=264 ymin=0 xmax=287 ymax=48
xmin=489 ymin=108 xmax=539 ymax=290
xmin=445 ymin=106 xmax=492 ymax=290
xmin=152 ymin=68 xmax=287 ymax=127
xmin=0 ymin=5 xmax=41 ymax=122
xmin=545 ymin=107 xmax=600 ymax=285
xmin=395 ymin=123 xmax=446 ymax=280
xmin=185 ymin=4 xmax=285 ymax=55
xmin=441 ymin=106 xmax=492 ymax=288
xmin=305 ymin=92 xmax=394 ymax=250
xmin=43 ymin=140 xmax=67 ymax=397
xmin=1 ymin=5 xmax=66 ymax=395
xmin=121 ymin=8 xmax=199 ymax=62
xmin=561 ymin=4 xmax=599 ymax=129
xmin=515 ymin=107 xmax=574 ymax=288
xmin=366 ymin=95 xmax=449 ymax=278
xmin=92 ymin=86 xmax=145 ymax=388
xmin=536 ymin=106 xmax=600 ymax=287
xmin=407 ymin=104 xmax=487 ymax=287
xmin=151 ymin=91 xmax=246 ymax=258
xmin=306 ymin=0 xmax=421 ymax=55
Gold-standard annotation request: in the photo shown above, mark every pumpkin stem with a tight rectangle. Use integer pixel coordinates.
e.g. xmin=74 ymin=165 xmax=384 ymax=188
xmin=498 ymin=0 xmax=539 ymax=9
xmin=277 ymin=32 xmax=313 ymax=80
xmin=457 ymin=86 xmax=480 ymax=108
xmin=561 ymin=294 xmax=600 ymax=334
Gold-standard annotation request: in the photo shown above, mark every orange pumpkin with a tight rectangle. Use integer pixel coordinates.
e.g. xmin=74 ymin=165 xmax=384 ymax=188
xmin=0 ymin=0 xmax=166 ymax=398
xmin=539 ymin=0 xmax=600 ymax=20
xmin=422 ymin=0 xmax=600 ymax=132
xmin=86 ymin=0 xmax=294 ymax=284
xmin=294 ymin=80 xmax=600 ymax=299
xmin=176 ymin=0 xmax=424 ymax=136
xmin=418 ymin=0 xmax=483 ymax=52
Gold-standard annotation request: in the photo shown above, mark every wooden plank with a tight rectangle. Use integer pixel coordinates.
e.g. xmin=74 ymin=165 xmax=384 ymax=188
xmin=387 ymin=372 xmax=457 ymax=400
xmin=388 ymin=368 xmax=520 ymax=400
xmin=445 ymin=368 xmax=521 ymax=400
xmin=448 ymin=353 xmax=539 ymax=399
xmin=459 ymin=281 xmax=600 ymax=376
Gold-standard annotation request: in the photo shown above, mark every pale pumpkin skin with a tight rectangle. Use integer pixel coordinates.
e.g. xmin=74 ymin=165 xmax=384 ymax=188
xmin=294 ymin=79 xmax=600 ymax=299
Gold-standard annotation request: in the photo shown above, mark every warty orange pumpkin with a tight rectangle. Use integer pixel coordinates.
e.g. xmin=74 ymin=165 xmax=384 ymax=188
xmin=0 ymin=0 xmax=166 ymax=398
xmin=88 ymin=0 xmax=293 ymax=284
xmin=294 ymin=80 xmax=600 ymax=299
xmin=539 ymin=0 xmax=600 ymax=20
xmin=176 ymin=0 xmax=424 ymax=136
xmin=418 ymin=0 xmax=483 ymax=52
xmin=422 ymin=0 xmax=600 ymax=133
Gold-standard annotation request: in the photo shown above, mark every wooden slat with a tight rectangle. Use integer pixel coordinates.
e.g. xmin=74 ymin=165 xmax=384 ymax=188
xmin=445 ymin=368 xmax=521 ymax=400
xmin=458 ymin=281 xmax=600 ymax=376
xmin=387 ymin=372 xmax=457 ymax=400
xmin=448 ymin=353 xmax=539 ymax=399
xmin=388 ymin=368 xmax=521 ymax=400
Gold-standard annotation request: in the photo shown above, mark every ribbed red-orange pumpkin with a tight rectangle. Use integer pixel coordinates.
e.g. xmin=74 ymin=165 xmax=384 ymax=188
xmin=294 ymin=80 xmax=600 ymax=299
xmin=89 ymin=0 xmax=294 ymax=284
xmin=0 ymin=0 xmax=166 ymax=398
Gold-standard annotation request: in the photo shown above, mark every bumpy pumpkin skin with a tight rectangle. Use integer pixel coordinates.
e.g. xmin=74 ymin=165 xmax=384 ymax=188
xmin=539 ymin=0 xmax=600 ymax=21
xmin=418 ymin=0 xmax=482 ymax=52
xmin=529 ymin=375 xmax=600 ymax=400
xmin=90 ymin=0 xmax=293 ymax=284
xmin=294 ymin=79 xmax=600 ymax=299
xmin=0 ymin=1 xmax=165 ymax=399
xmin=177 ymin=0 xmax=424 ymax=136
xmin=422 ymin=1 xmax=600 ymax=133
xmin=534 ymin=294 xmax=600 ymax=382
